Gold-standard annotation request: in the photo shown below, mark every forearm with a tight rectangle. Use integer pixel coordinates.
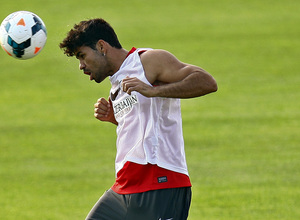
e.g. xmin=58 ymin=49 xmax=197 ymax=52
xmin=150 ymin=71 xmax=218 ymax=98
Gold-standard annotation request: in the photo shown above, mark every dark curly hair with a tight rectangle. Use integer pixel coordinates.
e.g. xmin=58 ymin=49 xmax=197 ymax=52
xmin=59 ymin=18 xmax=122 ymax=56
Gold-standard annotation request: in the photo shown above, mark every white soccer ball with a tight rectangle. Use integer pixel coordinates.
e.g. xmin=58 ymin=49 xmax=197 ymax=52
xmin=0 ymin=11 xmax=47 ymax=60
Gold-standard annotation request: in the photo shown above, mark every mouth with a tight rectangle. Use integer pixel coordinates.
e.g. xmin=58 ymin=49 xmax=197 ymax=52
xmin=84 ymin=71 xmax=93 ymax=81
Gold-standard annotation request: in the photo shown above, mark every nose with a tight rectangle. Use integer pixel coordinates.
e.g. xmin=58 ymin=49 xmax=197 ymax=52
xmin=79 ymin=60 xmax=86 ymax=70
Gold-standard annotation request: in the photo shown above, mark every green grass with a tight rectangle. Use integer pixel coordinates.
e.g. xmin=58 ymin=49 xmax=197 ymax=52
xmin=0 ymin=0 xmax=299 ymax=219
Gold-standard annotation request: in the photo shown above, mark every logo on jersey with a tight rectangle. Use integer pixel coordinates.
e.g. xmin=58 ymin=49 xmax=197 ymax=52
xmin=110 ymin=87 xmax=120 ymax=101
xmin=113 ymin=94 xmax=138 ymax=119
xmin=157 ymin=176 xmax=168 ymax=183
xmin=110 ymin=80 xmax=122 ymax=101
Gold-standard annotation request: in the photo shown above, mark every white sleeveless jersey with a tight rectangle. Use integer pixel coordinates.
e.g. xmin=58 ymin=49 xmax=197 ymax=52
xmin=109 ymin=48 xmax=189 ymax=176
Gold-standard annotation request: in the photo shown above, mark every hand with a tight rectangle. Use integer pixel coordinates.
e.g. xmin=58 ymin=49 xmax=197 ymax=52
xmin=94 ymin=97 xmax=118 ymax=125
xmin=122 ymin=76 xmax=155 ymax=97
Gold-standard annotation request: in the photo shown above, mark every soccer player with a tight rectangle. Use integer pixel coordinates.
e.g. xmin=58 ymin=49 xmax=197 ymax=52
xmin=59 ymin=18 xmax=217 ymax=220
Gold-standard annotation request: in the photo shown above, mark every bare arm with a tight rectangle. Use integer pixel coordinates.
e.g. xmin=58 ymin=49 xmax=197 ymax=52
xmin=122 ymin=49 xmax=217 ymax=98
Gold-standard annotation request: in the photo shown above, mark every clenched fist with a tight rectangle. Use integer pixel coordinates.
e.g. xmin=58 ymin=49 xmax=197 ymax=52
xmin=94 ymin=97 xmax=118 ymax=125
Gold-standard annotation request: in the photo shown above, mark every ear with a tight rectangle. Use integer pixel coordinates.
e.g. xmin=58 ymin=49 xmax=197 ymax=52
xmin=96 ymin=40 xmax=107 ymax=54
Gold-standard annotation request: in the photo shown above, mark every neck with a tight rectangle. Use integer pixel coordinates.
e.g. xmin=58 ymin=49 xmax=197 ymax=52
xmin=109 ymin=48 xmax=129 ymax=74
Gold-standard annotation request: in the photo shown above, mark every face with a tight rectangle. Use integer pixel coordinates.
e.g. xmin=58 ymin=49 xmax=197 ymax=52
xmin=75 ymin=46 xmax=110 ymax=83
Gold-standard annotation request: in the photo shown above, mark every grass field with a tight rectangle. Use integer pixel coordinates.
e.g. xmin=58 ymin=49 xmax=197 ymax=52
xmin=0 ymin=0 xmax=299 ymax=219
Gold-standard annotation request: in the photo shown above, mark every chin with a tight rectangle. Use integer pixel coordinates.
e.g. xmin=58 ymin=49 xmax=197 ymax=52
xmin=94 ymin=78 xmax=103 ymax=83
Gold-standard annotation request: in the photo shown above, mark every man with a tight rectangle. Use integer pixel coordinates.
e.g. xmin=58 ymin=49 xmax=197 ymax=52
xmin=60 ymin=18 xmax=217 ymax=220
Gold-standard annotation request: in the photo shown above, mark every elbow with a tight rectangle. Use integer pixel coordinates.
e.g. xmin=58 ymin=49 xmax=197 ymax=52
xmin=202 ymin=73 xmax=218 ymax=94
xmin=204 ymin=78 xmax=217 ymax=95
xmin=196 ymin=81 xmax=217 ymax=97
xmin=210 ymin=80 xmax=218 ymax=93
xmin=194 ymin=79 xmax=218 ymax=97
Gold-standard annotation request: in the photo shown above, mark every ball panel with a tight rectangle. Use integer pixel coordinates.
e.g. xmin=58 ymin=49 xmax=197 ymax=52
xmin=5 ymin=22 xmax=11 ymax=32
xmin=1 ymin=43 xmax=12 ymax=56
xmin=7 ymin=35 xmax=31 ymax=58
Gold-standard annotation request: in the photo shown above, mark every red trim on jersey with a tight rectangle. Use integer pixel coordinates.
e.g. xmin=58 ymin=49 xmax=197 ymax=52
xmin=126 ymin=47 xmax=137 ymax=58
xmin=126 ymin=47 xmax=147 ymax=58
xmin=111 ymin=162 xmax=192 ymax=194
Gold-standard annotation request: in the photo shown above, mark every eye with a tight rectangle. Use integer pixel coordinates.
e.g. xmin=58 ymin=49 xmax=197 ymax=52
xmin=76 ymin=52 xmax=85 ymax=60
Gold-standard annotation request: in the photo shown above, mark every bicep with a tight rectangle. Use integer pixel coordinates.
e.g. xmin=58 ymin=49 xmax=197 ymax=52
xmin=141 ymin=49 xmax=205 ymax=84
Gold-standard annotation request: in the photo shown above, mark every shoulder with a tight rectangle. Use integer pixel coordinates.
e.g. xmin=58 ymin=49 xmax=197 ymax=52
xmin=139 ymin=49 xmax=185 ymax=84
xmin=139 ymin=49 xmax=179 ymax=64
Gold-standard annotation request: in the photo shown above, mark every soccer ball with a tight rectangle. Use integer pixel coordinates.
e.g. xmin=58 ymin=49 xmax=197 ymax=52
xmin=0 ymin=11 xmax=47 ymax=60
